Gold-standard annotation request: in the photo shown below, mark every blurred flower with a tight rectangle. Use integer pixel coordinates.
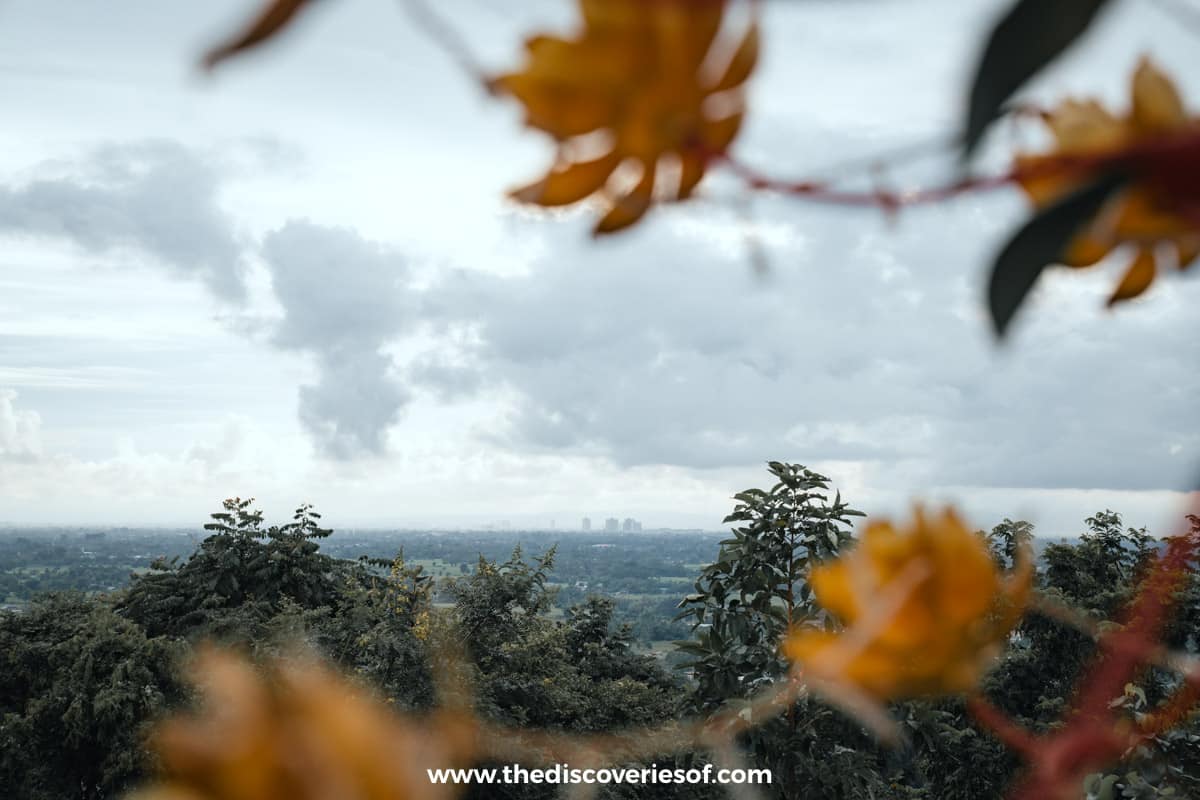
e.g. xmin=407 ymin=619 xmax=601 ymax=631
xmin=133 ymin=649 xmax=474 ymax=800
xmin=496 ymin=0 xmax=758 ymax=234
xmin=785 ymin=507 xmax=1031 ymax=700
xmin=1015 ymin=57 xmax=1200 ymax=305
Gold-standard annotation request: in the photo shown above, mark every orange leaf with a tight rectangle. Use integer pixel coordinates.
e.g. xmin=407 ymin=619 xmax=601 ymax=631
xmin=494 ymin=73 xmax=616 ymax=139
xmin=140 ymin=649 xmax=474 ymax=800
xmin=1013 ymin=57 xmax=1199 ymax=307
xmin=1174 ymin=236 xmax=1200 ymax=270
xmin=1107 ymin=248 xmax=1156 ymax=305
xmin=510 ymin=151 xmax=621 ymax=207
xmin=595 ymin=163 xmax=655 ymax=235
xmin=711 ymin=21 xmax=759 ymax=93
xmin=785 ymin=507 xmax=1030 ymax=701
xmin=676 ymin=150 xmax=705 ymax=200
xmin=701 ymin=110 xmax=745 ymax=152
xmin=1061 ymin=229 xmax=1114 ymax=268
xmin=498 ymin=0 xmax=754 ymax=233
xmin=1131 ymin=57 xmax=1186 ymax=133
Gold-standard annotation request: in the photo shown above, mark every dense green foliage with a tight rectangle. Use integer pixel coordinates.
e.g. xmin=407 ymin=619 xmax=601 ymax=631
xmin=116 ymin=500 xmax=342 ymax=640
xmin=1 ymin=484 xmax=1197 ymax=800
xmin=1 ymin=500 xmax=697 ymax=799
xmin=0 ymin=594 xmax=184 ymax=799
xmin=674 ymin=464 xmax=911 ymax=798
xmin=671 ymin=467 xmax=1200 ymax=800
xmin=983 ymin=512 xmax=1200 ymax=799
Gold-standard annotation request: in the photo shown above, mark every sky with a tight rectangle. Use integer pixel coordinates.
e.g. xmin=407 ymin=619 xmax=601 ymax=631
xmin=0 ymin=0 xmax=1196 ymax=537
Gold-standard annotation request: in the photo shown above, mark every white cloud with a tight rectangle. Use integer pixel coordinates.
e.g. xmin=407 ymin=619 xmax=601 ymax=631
xmin=262 ymin=221 xmax=418 ymax=457
xmin=0 ymin=141 xmax=249 ymax=300
xmin=0 ymin=389 xmax=42 ymax=461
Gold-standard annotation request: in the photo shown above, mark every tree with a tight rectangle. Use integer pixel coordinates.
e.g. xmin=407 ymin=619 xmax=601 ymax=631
xmin=450 ymin=545 xmax=557 ymax=667
xmin=674 ymin=463 xmax=902 ymax=799
xmin=986 ymin=518 xmax=1035 ymax=570
xmin=117 ymin=499 xmax=342 ymax=640
xmin=0 ymin=593 xmax=185 ymax=799
xmin=1038 ymin=509 xmax=1155 ymax=624
xmin=983 ymin=511 xmax=1200 ymax=798
xmin=676 ymin=462 xmax=864 ymax=707
xmin=305 ymin=551 xmax=436 ymax=710
xmin=987 ymin=511 xmax=1153 ymax=725
xmin=448 ymin=549 xmax=703 ymax=800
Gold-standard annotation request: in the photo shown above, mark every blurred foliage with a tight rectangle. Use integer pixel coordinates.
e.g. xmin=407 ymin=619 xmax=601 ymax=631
xmin=785 ymin=507 xmax=1031 ymax=701
xmin=201 ymin=0 xmax=1200 ymax=337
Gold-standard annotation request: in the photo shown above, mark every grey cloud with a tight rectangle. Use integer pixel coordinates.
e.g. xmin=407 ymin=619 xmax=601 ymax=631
xmin=262 ymin=221 xmax=415 ymax=459
xmin=298 ymin=349 xmax=410 ymax=459
xmin=407 ymin=356 xmax=484 ymax=402
xmin=12 ymin=135 xmax=1188 ymax=493
xmin=421 ymin=207 xmax=977 ymax=470
xmin=410 ymin=198 xmax=1199 ymax=493
xmin=267 ymin=220 xmax=413 ymax=350
xmin=928 ymin=317 xmax=1200 ymax=492
xmin=0 ymin=137 xmax=1182 ymax=492
xmin=184 ymin=416 xmax=250 ymax=473
xmin=0 ymin=139 xmax=420 ymax=462
xmin=0 ymin=141 xmax=247 ymax=301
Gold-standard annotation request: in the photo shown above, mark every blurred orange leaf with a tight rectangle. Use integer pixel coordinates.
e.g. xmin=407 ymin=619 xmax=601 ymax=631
xmin=1015 ymin=57 xmax=1200 ymax=306
xmin=203 ymin=0 xmax=312 ymax=71
xmin=133 ymin=648 xmax=474 ymax=800
xmin=786 ymin=507 xmax=1031 ymax=701
xmin=496 ymin=0 xmax=757 ymax=234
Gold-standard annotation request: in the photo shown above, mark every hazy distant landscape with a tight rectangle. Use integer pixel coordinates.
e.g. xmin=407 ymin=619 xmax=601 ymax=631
xmin=0 ymin=524 xmax=728 ymax=650
xmin=0 ymin=518 xmax=1075 ymax=645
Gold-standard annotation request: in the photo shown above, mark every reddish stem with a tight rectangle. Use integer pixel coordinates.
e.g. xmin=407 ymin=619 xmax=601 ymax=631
xmin=966 ymin=696 xmax=1039 ymax=757
xmin=708 ymin=125 xmax=1200 ymax=213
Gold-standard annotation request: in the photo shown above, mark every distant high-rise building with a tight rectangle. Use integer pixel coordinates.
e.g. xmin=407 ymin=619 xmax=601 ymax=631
xmin=581 ymin=517 xmax=591 ymax=531
xmin=604 ymin=517 xmax=619 ymax=532
xmin=621 ymin=518 xmax=644 ymax=532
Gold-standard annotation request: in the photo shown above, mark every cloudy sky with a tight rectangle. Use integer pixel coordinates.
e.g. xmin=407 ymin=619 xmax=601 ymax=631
xmin=0 ymin=0 xmax=1196 ymax=536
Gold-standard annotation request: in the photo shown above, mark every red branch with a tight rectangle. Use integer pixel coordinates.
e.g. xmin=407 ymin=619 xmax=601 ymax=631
xmin=966 ymin=696 xmax=1039 ymax=758
xmin=707 ymin=124 xmax=1200 ymax=215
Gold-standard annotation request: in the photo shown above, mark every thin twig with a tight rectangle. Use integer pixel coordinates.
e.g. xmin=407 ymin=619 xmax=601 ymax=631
xmin=799 ymin=133 xmax=959 ymax=183
xmin=714 ymin=122 xmax=1200 ymax=211
xmin=397 ymin=0 xmax=490 ymax=88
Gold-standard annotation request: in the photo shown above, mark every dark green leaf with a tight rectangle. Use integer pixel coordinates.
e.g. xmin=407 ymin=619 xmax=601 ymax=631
xmin=964 ymin=0 xmax=1111 ymax=157
xmin=988 ymin=171 xmax=1127 ymax=337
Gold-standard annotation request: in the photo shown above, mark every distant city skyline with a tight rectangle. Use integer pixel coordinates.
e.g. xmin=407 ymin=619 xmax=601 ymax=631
xmin=5 ymin=503 xmax=1186 ymax=542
